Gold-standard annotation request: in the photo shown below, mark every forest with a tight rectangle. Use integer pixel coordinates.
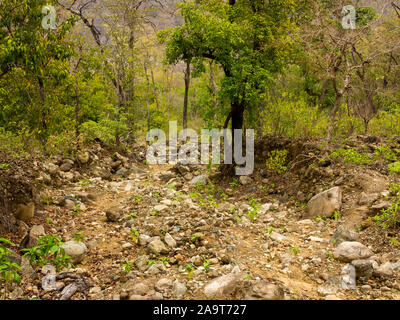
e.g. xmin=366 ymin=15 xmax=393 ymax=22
xmin=0 ymin=0 xmax=400 ymax=302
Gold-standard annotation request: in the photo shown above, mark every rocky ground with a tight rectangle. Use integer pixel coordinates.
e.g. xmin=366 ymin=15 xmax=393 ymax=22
xmin=1 ymin=135 xmax=400 ymax=300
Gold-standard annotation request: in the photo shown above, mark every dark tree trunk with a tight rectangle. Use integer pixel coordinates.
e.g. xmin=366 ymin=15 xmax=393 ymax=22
xmin=183 ymin=60 xmax=191 ymax=130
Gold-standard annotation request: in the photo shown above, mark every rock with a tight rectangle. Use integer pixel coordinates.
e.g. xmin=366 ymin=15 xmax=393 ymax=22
xmin=146 ymin=264 xmax=166 ymax=275
xmin=351 ymin=260 xmax=374 ymax=278
xmin=139 ymin=235 xmax=150 ymax=246
xmin=21 ymin=256 xmax=36 ymax=281
xmin=358 ymin=192 xmax=379 ymax=206
xmin=269 ymin=231 xmax=290 ymax=243
xmin=306 ymin=187 xmax=342 ymax=219
xmin=204 ymin=266 xmax=243 ymax=299
xmin=9 ymin=287 xmax=23 ymax=300
xmin=87 ymin=240 xmax=98 ymax=250
xmin=332 ymin=225 xmax=359 ymax=244
xmin=129 ymin=282 xmax=150 ymax=296
xmin=6 ymin=250 xmax=22 ymax=266
xmin=116 ymin=167 xmax=129 ymax=178
xmin=111 ymin=161 xmax=122 ymax=170
xmin=44 ymin=162 xmax=59 ymax=176
xmin=77 ymin=151 xmax=90 ymax=164
xmin=130 ymin=165 xmax=146 ymax=174
xmin=159 ymin=171 xmax=176 ymax=182
xmin=135 ymin=255 xmax=150 ymax=272
xmin=164 ymin=233 xmax=177 ymax=248
xmin=20 ymin=225 xmax=45 ymax=249
xmin=60 ymin=240 xmax=87 ymax=264
xmin=333 ymin=242 xmax=373 ymax=262
xmin=41 ymin=264 xmax=57 ymax=275
xmin=172 ymin=280 xmax=187 ymax=298
xmin=153 ymin=205 xmax=168 ymax=212
xmin=341 ymin=264 xmax=356 ymax=290
xmin=239 ymin=176 xmax=253 ymax=185
xmin=148 ymin=239 xmax=169 ymax=255
xmin=106 ymin=209 xmax=121 ymax=222
xmin=64 ymin=199 xmax=76 ymax=210
xmin=305 ymin=187 xmax=342 ymax=219
xmin=60 ymin=160 xmax=73 ymax=172
xmin=245 ymin=281 xmax=284 ymax=300
xmin=155 ymin=278 xmax=173 ymax=292
xmin=374 ymin=262 xmax=394 ymax=278
xmin=189 ymin=174 xmax=209 ymax=186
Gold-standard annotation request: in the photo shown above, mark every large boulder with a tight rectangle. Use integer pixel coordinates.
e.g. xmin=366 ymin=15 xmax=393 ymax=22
xmin=306 ymin=187 xmax=342 ymax=219
xmin=333 ymin=241 xmax=373 ymax=262
xmin=60 ymin=240 xmax=87 ymax=264
xmin=189 ymin=174 xmax=209 ymax=186
xmin=19 ymin=225 xmax=45 ymax=249
xmin=204 ymin=266 xmax=243 ymax=299
xmin=245 ymin=281 xmax=284 ymax=300
xmin=147 ymin=239 xmax=169 ymax=255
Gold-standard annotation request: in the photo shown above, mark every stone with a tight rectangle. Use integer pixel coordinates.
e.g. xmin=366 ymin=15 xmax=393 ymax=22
xmin=148 ymin=239 xmax=169 ymax=255
xmin=374 ymin=262 xmax=394 ymax=278
xmin=164 ymin=233 xmax=177 ymax=248
xmin=332 ymin=225 xmax=359 ymax=244
xmin=358 ymin=192 xmax=379 ymax=206
xmin=60 ymin=160 xmax=73 ymax=172
xmin=245 ymin=281 xmax=284 ymax=300
xmin=116 ymin=167 xmax=129 ymax=178
xmin=60 ymin=240 xmax=87 ymax=264
xmin=155 ymin=278 xmax=173 ymax=292
xmin=146 ymin=264 xmax=166 ymax=275
xmin=351 ymin=260 xmax=374 ymax=278
xmin=172 ymin=280 xmax=187 ymax=298
xmin=106 ymin=209 xmax=121 ymax=222
xmin=77 ymin=151 xmax=90 ymax=164
xmin=341 ymin=264 xmax=356 ymax=290
xmin=189 ymin=174 xmax=209 ymax=186
xmin=6 ymin=250 xmax=22 ymax=266
xmin=239 ymin=176 xmax=253 ymax=185
xmin=129 ymin=282 xmax=150 ymax=296
xmin=135 ymin=255 xmax=150 ymax=272
xmin=20 ymin=225 xmax=45 ymax=249
xmin=204 ymin=266 xmax=243 ymax=299
xmin=306 ymin=187 xmax=342 ymax=219
xmin=139 ymin=235 xmax=150 ymax=246
xmin=333 ymin=242 xmax=373 ymax=262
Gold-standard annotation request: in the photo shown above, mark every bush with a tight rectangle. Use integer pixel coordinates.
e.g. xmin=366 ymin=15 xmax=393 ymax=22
xmin=21 ymin=235 xmax=73 ymax=272
xmin=0 ymin=238 xmax=21 ymax=294
xmin=266 ymin=150 xmax=288 ymax=174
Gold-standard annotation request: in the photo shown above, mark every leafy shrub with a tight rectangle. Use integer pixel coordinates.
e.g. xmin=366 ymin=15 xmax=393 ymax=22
xmin=0 ymin=238 xmax=21 ymax=292
xmin=21 ymin=235 xmax=73 ymax=271
xmin=374 ymin=183 xmax=400 ymax=229
xmin=389 ymin=162 xmax=400 ymax=174
xmin=329 ymin=148 xmax=371 ymax=165
xmin=266 ymin=150 xmax=288 ymax=174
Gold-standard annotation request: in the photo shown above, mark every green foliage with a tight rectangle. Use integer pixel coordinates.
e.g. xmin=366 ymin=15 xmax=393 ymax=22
xmin=184 ymin=263 xmax=194 ymax=280
xmin=0 ymin=238 xmax=21 ymax=289
xmin=329 ymin=148 xmax=372 ymax=165
xmin=389 ymin=162 xmax=400 ymax=174
xmin=21 ymin=235 xmax=73 ymax=272
xmin=374 ymin=183 xmax=400 ymax=230
xmin=266 ymin=150 xmax=288 ymax=175
xmin=73 ymin=232 xmax=84 ymax=243
xmin=121 ymin=260 xmax=134 ymax=273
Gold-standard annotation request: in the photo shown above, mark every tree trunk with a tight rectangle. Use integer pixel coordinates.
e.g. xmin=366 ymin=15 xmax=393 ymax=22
xmin=183 ymin=60 xmax=191 ymax=130
xmin=326 ymin=95 xmax=342 ymax=145
xmin=209 ymin=61 xmax=218 ymax=124
xmin=75 ymin=76 xmax=80 ymax=139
